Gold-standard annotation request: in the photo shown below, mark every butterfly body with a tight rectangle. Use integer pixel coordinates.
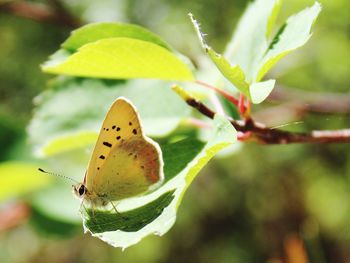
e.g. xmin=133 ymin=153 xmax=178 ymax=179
xmin=73 ymin=98 xmax=163 ymax=207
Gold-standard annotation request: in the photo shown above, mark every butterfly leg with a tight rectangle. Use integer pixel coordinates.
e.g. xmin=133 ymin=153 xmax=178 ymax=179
xmin=109 ymin=201 xmax=124 ymax=218
xmin=79 ymin=198 xmax=85 ymax=213
xmin=81 ymin=203 xmax=95 ymax=219
xmin=80 ymin=197 xmax=95 ymax=218
xmin=82 ymin=203 xmax=97 ymax=225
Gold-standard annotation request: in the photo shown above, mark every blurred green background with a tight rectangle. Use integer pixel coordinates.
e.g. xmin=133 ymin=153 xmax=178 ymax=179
xmin=0 ymin=0 xmax=349 ymax=262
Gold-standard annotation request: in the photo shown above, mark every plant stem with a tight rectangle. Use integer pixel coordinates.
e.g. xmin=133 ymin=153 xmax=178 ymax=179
xmin=179 ymin=93 xmax=350 ymax=144
xmin=195 ymin=80 xmax=239 ymax=107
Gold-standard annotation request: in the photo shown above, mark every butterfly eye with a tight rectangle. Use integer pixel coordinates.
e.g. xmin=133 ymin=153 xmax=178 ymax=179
xmin=78 ymin=185 xmax=86 ymax=196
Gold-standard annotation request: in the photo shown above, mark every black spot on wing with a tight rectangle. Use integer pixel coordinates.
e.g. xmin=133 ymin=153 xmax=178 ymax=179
xmin=116 ymin=136 xmax=121 ymax=140
xmin=99 ymin=155 xmax=105 ymax=160
xmin=112 ymin=125 xmax=116 ymax=129
xmin=103 ymin=141 xmax=112 ymax=148
xmin=116 ymin=127 xmax=121 ymax=131
xmin=129 ymin=122 xmax=132 ymax=126
xmin=132 ymin=129 xmax=137 ymax=135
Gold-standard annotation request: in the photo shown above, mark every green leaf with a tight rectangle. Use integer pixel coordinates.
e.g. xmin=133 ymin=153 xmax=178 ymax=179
xmin=0 ymin=161 xmax=51 ymax=201
xmin=162 ymin=138 xmax=205 ymax=181
xmin=249 ymin=79 xmax=276 ymax=104
xmin=82 ymin=115 xmax=237 ymax=248
xmin=266 ymin=0 xmax=283 ymax=38
xmin=28 ymin=78 xmax=191 ymax=157
xmin=43 ymin=49 xmax=72 ymax=69
xmin=190 ymin=1 xmax=320 ymax=104
xmin=255 ymin=2 xmax=321 ymax=81
xmin=62 ymin=22 xmax=171 ymax=52
xmin=189 ymin=14 xmax=249 ymax=95
xmin=30 ymin=206 xmax=80 ymax=236
xmin=42 ymin=38 xmax=194 ymax=81
xmin=85 ymin=190 xmax=176 ymax=233
xmin=219 ymin=0 xmax=320 ymax=103
xmin=207 ymin=48 xmax=250 ymax=96
xmin=30 ymin=146 xmax=93 ymax=225
xmin=224 ymin=0 xmax=281 ymax=81
xmin=41 ymin=131 xmax=98 ymax=157
xmin=31 ymin=184 xmax=81 ymax=224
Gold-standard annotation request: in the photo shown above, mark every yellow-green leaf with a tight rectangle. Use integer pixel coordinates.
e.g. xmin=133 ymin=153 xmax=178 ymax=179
xmin=266 ymin=0 xmax=283 ymax=38
xmin=207 ymin=48 xmax=249 ymax=96
xmin=42 ymin=38 xmax=194 ymax=81
xmin=41 ymin=131 xmax=98 ymax=157
xmin=0 ymin=161 xmax=51 ymax=201
xmin=189 ymin=14 xmax=249 ymax=95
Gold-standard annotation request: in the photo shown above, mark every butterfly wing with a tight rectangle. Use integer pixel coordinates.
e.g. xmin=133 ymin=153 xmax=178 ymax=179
xmin=85 ymin=97 xmax=163 ymax=201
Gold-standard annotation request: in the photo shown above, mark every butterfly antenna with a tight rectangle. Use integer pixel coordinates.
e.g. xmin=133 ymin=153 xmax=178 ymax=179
xmin=270 ymin=121 xmax=304 ymax=130
xmin=38 ymin=168 xmax=79 ymax=184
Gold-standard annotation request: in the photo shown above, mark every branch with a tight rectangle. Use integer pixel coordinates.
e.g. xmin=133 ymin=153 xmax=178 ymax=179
xmin=0 ymin=0 xmax=81 ymax=28
xmin=173 ymin=86 xmax=350 ymax=144
xmin=269 ymin=85 xmax=350 ymax=115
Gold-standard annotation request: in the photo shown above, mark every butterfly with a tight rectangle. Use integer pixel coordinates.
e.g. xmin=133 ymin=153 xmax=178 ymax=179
xmin=73 ymin=97 xmax=164 ymax=211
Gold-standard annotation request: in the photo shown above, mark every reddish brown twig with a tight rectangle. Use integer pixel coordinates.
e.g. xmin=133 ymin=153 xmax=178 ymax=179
xmin=185 ymin=96 xmax=350 ymax=144
xmin=0 ymin=0 xmax=81 ymax=28
xmin=195 ymin=80 xmax=239 ymax=107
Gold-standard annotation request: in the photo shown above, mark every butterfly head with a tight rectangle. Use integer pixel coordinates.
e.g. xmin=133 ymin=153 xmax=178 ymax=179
xmin=73 ymin=183 xmax=87 ymax=198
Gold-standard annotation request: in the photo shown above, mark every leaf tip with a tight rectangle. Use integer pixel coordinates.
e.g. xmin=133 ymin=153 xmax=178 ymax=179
xmin=188 ymin=13 xmax=208 ymax=49
xmin=314 ymin=1 xmax=322 ymax=11
xmin=249 ymin=79 xmax=276 ymax=104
